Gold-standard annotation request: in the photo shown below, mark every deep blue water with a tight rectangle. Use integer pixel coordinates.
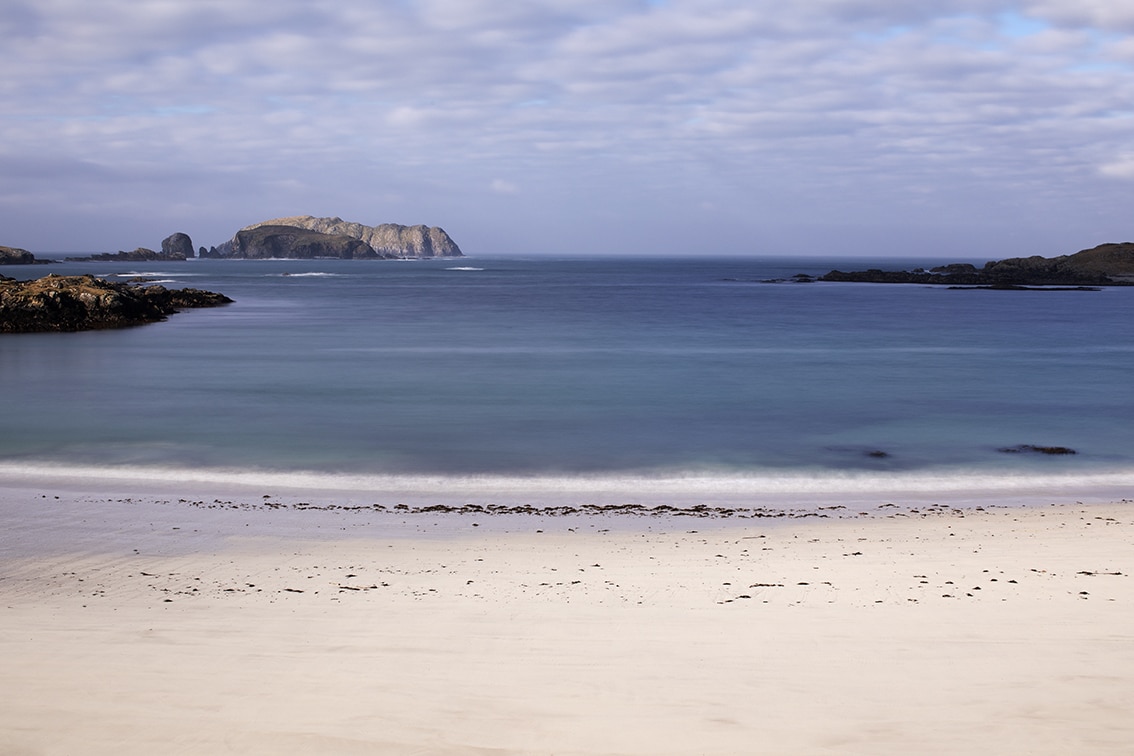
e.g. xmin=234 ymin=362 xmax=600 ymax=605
xmin=2 ymin=255 xmax=1133 ymax=492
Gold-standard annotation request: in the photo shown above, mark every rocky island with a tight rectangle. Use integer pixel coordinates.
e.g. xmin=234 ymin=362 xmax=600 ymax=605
xmin=818 ymin=242 xmax=1134 ymax=287
xmin=63 ymin=218 xmax=464 ymax=263
xmin=201 ymin=216 xmax=463 ymax=259
xmin=0 ymin=246 xmax=53 ymax=265
xmin=0 ymin=274 xmax=232 ymax=333
xmin=217 ymin=225 xmax=384 ymax=260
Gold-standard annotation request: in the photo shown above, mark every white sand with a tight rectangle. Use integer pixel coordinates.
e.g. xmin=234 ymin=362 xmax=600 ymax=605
xmin=1 ymin=484 xmax=1132 ymax=755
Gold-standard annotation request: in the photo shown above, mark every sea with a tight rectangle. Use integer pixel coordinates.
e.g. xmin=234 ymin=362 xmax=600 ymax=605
xmin=2 ymin=255 xmax=1132 ymax=508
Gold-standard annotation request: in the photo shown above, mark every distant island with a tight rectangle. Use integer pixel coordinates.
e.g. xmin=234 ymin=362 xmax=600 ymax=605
xmin=208 ymin=216 xmax=463 ymax=259
xmin=0 ymin=274 xmax=232 ymax=333
xmin=64 ymin=232 xmax=196 ymax=263
xmin=0 ymin=245 xmax=55 ymax=265
xmin=817 ymin=242 xmax=1134 ymax=288
xmin=60 ymin=216 xmax=463 ymax=263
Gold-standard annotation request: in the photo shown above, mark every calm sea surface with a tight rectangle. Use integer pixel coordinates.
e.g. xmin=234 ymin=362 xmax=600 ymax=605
xmin=2 ymin=255 xmax=1133 ymax=498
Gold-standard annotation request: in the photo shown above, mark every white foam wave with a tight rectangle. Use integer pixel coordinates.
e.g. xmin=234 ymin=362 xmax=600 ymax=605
xmin=273 ymin=272 xmax=342 ymax=278
xmin=446 ymin=266 xmax=484 ymax=271
xmin=1 ymin=461 xmax=1130 ymax=508
xmin=113 ymin=271 xmax=202 ymax=278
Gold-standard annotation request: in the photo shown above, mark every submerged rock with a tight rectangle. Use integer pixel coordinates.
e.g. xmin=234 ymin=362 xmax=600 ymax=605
xmin=0 ymin=274 xmax=232 ymax=333
xmin=998 ymin=445 xmax=1077 ymax=455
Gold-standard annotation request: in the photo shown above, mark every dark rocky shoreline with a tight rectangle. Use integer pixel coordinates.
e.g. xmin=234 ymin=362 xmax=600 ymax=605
xmin=0 ymin=274 xmax=232 ymax=333
xmin=817 ymin=242 xmax=1134 ymax=287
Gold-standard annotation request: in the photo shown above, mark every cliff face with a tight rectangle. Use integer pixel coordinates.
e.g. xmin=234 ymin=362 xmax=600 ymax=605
xmin=161 ymin=233 xmax=195 ymax=259
xmin=0 ymin=274 xmax=232 ymax=333
xmin=228 ymin=226 xmax=385 ymax=259
xmin=243 ymin=216 xmax=463 ymax=258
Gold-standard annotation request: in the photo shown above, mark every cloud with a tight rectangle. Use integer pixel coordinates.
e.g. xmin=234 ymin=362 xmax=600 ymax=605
xmin=1099 ymin=156 xmax=1134 ymax=179
xmin=490 ymin=179 xmax=519 ymax=194
xmin=1025 ymin=0 xmax=1134 ymax=31
xmin=1 ymin=0 xmax=1132 ymax=255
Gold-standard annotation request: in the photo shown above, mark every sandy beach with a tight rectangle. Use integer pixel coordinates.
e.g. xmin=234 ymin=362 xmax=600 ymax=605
xmin=1 ymin=480 xmax=1132 ymax=755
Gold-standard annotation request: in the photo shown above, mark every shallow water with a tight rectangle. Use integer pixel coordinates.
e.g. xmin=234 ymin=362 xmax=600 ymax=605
xmin=3 ymin=255 xmax=1133 ymax=497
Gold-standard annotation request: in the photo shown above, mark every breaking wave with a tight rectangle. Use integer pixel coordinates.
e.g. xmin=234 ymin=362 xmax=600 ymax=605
xmin=2 ymin=460 xmax=1130 ymax=510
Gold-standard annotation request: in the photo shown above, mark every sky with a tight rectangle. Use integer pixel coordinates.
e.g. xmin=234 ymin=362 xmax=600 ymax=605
xmin=2 ymin=0 xmax=1133 ymax=258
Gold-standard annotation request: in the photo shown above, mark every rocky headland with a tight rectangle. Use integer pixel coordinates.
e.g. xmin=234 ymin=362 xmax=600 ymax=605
xmin=0 ymin=274 xmax=232 ymax=333
xmin=0 ymin=246 xmax=53 ymax=265
xmin=818 ymin=242 xmax=1134 ymax=287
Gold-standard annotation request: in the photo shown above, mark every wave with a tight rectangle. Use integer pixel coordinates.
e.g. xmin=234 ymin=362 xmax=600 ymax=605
xmin=2 ymin=461 xmax=1130 ymax=509
xmin=446 ymin=267 xmax=484 ymax=271
xmin=112 ymin=271 xmax=203 ymax=278
xmin=324 ymin=344 xmax=1134 ymax=357
xmin=272 ymin=272 xmax=342 ymax=278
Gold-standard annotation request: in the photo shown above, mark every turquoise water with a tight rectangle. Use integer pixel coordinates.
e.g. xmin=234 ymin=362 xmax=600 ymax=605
xmin=2 ymin=256 xmax=1133 ymax=494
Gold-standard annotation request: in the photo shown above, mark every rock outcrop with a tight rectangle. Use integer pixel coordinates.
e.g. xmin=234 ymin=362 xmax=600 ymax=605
xmin=0 ymin=246 xmax=50 ymax=265
xmin=241 ymin=216 xmax=463 ymax=258
xmin=998 ymin=444 xmax=1077 ymax=455
xmin=225 ymin=225 xmax=382 ymax=259
xmin=0 ymin=274 xmax=232 ymax=333
xmin=66 ymin=247 xmax=187 ymax=263
xmin=162 ymin=232 xmax=195 ymax=259
xmin=820 ymin=242 xmax=1134 ymax=287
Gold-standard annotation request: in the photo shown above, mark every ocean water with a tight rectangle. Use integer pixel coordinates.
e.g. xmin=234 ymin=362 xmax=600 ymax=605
xmin=2 ymin=255 xmax=1133 ymax=501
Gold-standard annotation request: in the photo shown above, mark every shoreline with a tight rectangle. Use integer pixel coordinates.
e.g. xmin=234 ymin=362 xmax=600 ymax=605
xmin=2 ymin=479 xmax=1133 ymax=754
xmin=2 ymin=458 xmax=1131 ymax=505
xmin=2 ymin=466 xmax=1131 ymax=559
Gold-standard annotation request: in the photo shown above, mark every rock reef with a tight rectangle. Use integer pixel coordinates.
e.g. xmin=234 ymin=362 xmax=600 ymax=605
xmin=819 ymin=242 xmax=1134 ymax=287
xmin=66 ymin=233 xmax=196 ymax=263
xmin=0 ymin=274 xmax=232 ymax=333
xmin=67 ymin=247 xmax=177 ymax=263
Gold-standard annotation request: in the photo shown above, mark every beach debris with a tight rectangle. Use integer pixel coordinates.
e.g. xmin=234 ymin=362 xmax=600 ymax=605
xmin=176 ymin=498 xmax=829 ymax=519
xmin=998 ymin=444 xmax=1077 ymax=455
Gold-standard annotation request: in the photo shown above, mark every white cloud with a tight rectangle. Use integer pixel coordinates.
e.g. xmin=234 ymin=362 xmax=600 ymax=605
xmin=1099 ymin=156 xmax=1134 ymax=179
xmin=1 ymin=0 xmax=1132 ymax=255
xmin=1025 ymin=0 xmax=1134 ymax=31
xmin=490 ymin=179 xmax=519 ymax=194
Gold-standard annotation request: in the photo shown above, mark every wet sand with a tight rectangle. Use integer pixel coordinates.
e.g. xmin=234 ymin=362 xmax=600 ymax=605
xmin=1 ymin=484 xmax=1132 ymax=755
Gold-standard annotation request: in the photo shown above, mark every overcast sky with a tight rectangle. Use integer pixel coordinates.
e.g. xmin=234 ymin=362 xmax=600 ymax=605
xmin=3 ymin=0 xmax=1133 ymax=257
